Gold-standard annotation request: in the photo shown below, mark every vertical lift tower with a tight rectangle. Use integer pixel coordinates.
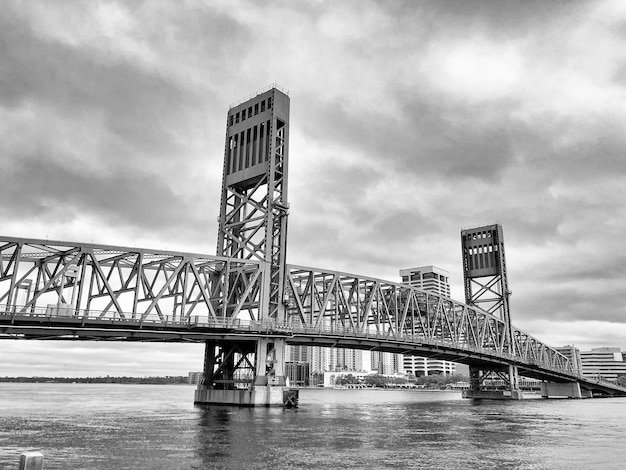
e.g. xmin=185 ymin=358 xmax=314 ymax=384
xmin=195 ymin=85 xmax=293 ymax=406
xmin=461 ymin=224 xmax=523 ymax=400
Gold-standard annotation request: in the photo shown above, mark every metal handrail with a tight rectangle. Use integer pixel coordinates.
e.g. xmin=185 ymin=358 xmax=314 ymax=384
xmin=228 ymin=83 xmax=289 ymax=109
xmin=1 ymin=306 xmax=580 ymax=377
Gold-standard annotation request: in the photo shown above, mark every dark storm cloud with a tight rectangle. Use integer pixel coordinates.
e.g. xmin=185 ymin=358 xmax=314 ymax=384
xmin=382 ymin=0 xmax=590 ymax=38
xmin=0 ymin=10 xmax=202 ymax=160
xmin=2 ymin=0 xmax=625 ymax=375
xmin=291 ymin=158 xmax=379 ymax=222
xmin=0 ymin=155 xmax=208 ymax=233
xmin=514 ymin=283 xmax=626 ymax=324
xmin=301 ymin=88 xmax=522 ymax=184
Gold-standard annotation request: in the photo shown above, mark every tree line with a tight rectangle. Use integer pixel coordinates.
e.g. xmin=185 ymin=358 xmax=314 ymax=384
xmin=333 ymin=373 xmax=469 ymax=388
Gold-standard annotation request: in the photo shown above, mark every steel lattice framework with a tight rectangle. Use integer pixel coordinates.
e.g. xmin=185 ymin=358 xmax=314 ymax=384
xmin=217 ymin=85 xmax=290 ymax=322
xmin=4 ymin=85 xmax=625 ymax=400
xmin=284 ymin=265 xmax=572 ymax=375
xmin=4 ymin=237 xmax=626 ymax=396
xmin=461 ymin=224 xmax=520 ymax=394
xmin=0 ymin=237 xmax=263 ymax=323
xmin=0 ymin=237 xmax=572 ymax=373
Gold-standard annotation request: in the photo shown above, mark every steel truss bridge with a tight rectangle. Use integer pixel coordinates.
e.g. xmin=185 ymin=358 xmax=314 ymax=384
xmin=3 ymin=86 xmax=625 ymax=402
xmin=1 ymin=237 xmax=623 ymax=397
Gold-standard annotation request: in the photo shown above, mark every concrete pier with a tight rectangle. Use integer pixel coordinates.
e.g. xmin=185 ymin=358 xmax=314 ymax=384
xmin=194 ymin=384 xmax=297 ymax=407
xmin=541 ymin=381 xmax=589 ymax=398
xmin=194 ymin=337 xmax=298 ymax=407
xmin=462 ymin=389 xmax=524 ymax=400
xmin=19 ymin=452 xmax=44 ymax=470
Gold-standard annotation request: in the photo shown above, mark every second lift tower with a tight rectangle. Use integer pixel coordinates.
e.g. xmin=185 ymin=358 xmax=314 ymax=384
xmin=461 ymin=224 xmax=522 ymax=400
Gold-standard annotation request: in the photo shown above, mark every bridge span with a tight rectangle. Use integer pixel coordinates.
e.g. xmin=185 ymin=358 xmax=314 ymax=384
xmin=1 ymin=237 xmax=624 ymax=400
xmin=3 ymin=85 xmax=625 ymax=404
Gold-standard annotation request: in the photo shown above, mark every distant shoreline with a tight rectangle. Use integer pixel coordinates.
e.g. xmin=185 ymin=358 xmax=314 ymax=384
xmin=296 ymin=386 xmax=463 ymax=392
xmin=0 ymin=376 xmax=190 ymax=385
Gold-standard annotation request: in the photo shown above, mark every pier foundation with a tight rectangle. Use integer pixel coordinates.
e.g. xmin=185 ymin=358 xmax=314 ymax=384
xmin=463 ymin=366 xmax=524 ymax=400
xmin=540 ymin=381 xmax=586 ymax=399
xmin=462 ymin=389 xmax=524 ymax=400
xmin=19 ymin=452 xmax=44 ymax=470
xmin=194 ymin=338 xmax=297 ymax=407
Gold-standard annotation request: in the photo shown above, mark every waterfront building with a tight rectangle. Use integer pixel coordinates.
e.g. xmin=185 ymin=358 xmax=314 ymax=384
xmin=371 ymin=351 xmax=400 ymax=375
xmin=402 ymin=356 xmax=455 ymax=376
xmin=399 ymin=265 xmax=457 ymax=376
xmin=307 ymin=345 xmax=365 ymax=373
xmin=285 ymin=362 xmax=310 ymax=387
xmin=187 ymin=371 xmax=203 ymax=385
xmin=400 ymin=265 xmax=451 ymax=297
xmin=580 ymin=347 xmax=626 ymax=383
xmin=322 ymin=371 xmax=372 ymax=387
xmin=555 ymin=345 xmax=582 ymax=375
xmin=286 ymin=344 xmax=308 ymax=363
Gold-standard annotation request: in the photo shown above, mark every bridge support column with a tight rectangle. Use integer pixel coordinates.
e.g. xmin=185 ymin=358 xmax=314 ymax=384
xmin=540 ymin=381 xmax=584 ymax=399
xmin=194 ymin=338 xmax=297 ymax=407
xmin=462 ymin=366 xmax=523 ymax=400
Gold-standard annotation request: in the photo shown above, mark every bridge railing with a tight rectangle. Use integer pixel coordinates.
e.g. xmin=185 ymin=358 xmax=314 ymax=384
xmin=1 ymin=305 xmax=268 ymax=331
xmin=284 ymin=264 xmax=575 ymax=377
xmin=0 ymin=306 xmax=574 ymax=377
xmin=280 ymin=321 xmax=574 ymax=376
xmin=0 ymin=237 xmax=265 ymax=325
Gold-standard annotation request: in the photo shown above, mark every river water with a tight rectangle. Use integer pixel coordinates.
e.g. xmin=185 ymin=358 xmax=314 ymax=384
xmin=0 ymin=383 xmax=625 ymax=469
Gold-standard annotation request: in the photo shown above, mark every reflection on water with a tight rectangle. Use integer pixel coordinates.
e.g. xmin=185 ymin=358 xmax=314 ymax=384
xmin=0 ymin=384 xmax=625 ymax=469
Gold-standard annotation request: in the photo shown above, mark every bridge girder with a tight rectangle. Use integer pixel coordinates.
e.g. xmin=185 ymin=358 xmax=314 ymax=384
xmin=0 ymin=237 xmax=574 ymax=381
xmin=0 ymin=237 xmax=263 ymax=324
xmin=284 ymin=264 xmax=572 ymax=376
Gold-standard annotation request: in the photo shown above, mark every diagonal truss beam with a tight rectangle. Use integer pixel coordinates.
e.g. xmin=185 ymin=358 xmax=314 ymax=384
xmin=0 ymin=237 xmax=263 ymax=324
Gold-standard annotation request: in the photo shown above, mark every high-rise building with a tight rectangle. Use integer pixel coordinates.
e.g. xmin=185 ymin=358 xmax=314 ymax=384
xmin=306 ymin=345 xmax=365 ymax=373
xmin=555 ymin=345 xmax=582 ymax=375
xmin=400 ymin=265 xmax=451 ymax=297
xmin=399 ymin=265 xmax=456 ymax=377
xmin=580 ymin=347 xmax=626 ymax=383
xmin=371 ymin=351 xmax=399 ymax=375
xmin=286 ymin=345 xmax=308 ymax=363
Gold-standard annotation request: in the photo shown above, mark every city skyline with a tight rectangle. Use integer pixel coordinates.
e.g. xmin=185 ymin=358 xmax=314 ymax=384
xmin=1 ymin=1 xmax=625 ymax=376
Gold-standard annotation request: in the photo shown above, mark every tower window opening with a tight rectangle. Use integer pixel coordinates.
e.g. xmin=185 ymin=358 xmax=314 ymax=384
xmin=261 ymin=100 xmax=266 ymax=112
xmin=259 ymin=123 xmax=265 ymax=162
xmin=245 ymin=128 xmax=251 ymax=168
xmin=254 ymin=104 xmax=259 ymax=115
xmin=252 ymin=126 xmax=258 ymax=166
xmin=235 ymin=113 xmax=240 ymax=124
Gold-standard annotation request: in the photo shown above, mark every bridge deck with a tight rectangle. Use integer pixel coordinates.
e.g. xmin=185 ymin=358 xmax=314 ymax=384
xmin=2 ymin=237 xmax=625 ymax=398
xmin=4 ymin=309 xmax=625 ymax=397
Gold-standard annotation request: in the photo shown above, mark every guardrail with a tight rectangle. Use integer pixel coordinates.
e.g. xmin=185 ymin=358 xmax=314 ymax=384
xmin=1 ymin=306 xmax=574 ymax=377
xmin=228 ymin=83 xmax=289 ymax=109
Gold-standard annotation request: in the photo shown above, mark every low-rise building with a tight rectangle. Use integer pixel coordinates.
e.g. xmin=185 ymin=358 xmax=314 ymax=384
xmin=555 ymin=345 xmax=582 ymax=375
xmin=580 ymin=347 xmax=626 ymax=383
xmin=187 ymin=371 xmax=203 ymax=385
xmin=403 ymin=356 xmax=456 ymax=376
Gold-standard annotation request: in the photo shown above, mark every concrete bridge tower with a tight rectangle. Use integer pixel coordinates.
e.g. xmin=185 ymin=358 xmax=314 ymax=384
xmin=195 ymin=85 xmax=293 ymax=406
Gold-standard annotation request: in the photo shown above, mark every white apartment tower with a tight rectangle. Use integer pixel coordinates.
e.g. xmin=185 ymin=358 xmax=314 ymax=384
xmin=400 ymin=265 xmax=451 ymax=297
xmin=399 ymin=265 xmax=456 ymax=376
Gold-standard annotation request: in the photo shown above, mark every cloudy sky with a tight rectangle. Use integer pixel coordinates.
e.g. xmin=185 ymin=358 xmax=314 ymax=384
xmin=1 ymin=0 xmax=625 ymax=377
